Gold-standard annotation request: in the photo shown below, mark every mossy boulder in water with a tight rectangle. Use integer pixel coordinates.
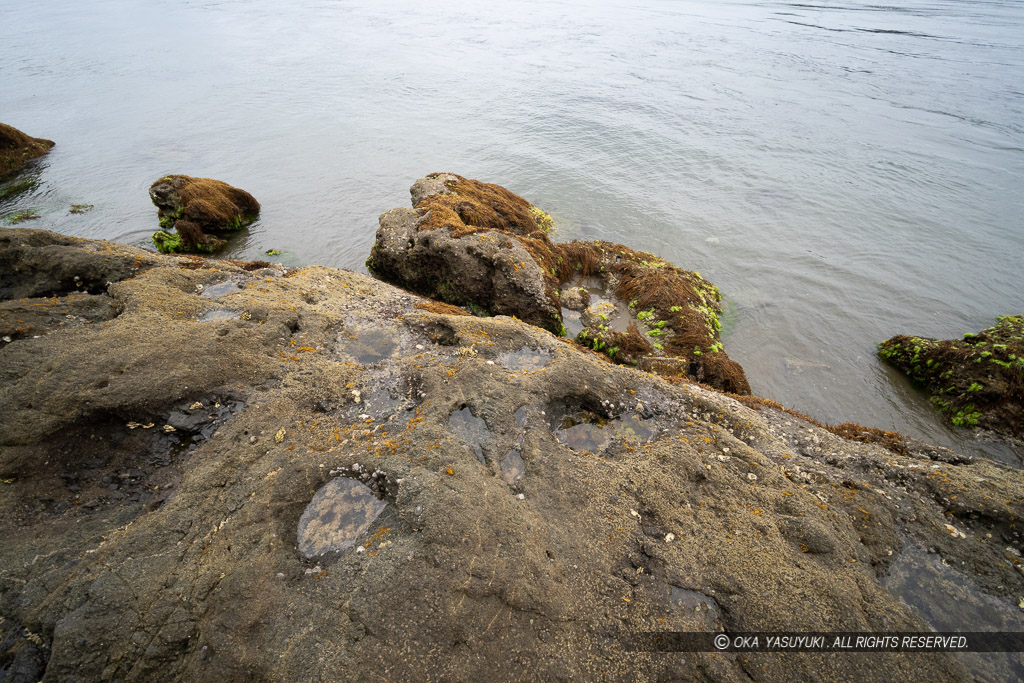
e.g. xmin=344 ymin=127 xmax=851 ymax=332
xmin=368 ymin=173 xmax=749 ymax=393
xmin=0 ymin=123 xmax=54 ymax=178
xmin=880 ymin=315 xmax=1024 ymax=438
xmin=148 ymin=175 xmax=260 ymax=254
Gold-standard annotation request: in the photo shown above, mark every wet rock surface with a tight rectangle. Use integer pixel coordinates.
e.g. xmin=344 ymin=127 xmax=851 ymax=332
xmin=149 ymin=174 xmax=260 ymax=254
xmin=297 ymin=476 xmax=389 ymax=558
xmin=368 ymin=174 xmax=749 ymax=393
xmin=0 ymin=229 xmax=151 ymax=300
xmin=0 ymin=123 xmax=54 ymax=178
xmin=880 ymin=315 xmax=1024 ymax=439
xmin=1 ymin=227 xmax=1022 ymax=681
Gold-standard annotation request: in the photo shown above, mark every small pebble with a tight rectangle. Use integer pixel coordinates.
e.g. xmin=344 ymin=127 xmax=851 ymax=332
xmin=517 ymin=493 xmax=525 ymax=500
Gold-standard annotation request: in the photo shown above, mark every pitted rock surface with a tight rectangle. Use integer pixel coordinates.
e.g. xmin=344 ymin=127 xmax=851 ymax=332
xmin=1 ymin=227 xmax=1021 ymax=682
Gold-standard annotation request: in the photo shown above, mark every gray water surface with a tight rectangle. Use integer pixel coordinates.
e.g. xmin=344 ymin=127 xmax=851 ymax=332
xmin=2 ymin=0 xmax=1022 ymax=463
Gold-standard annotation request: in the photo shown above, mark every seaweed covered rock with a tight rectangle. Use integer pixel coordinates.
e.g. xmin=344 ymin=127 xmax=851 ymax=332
xmin=0 ymin=122 xmax=54 ymax=178
xmin=880 ymin=315 xmax=1024 ymax=438
xmin=2 ymin=227 xmax=1023 ymax=682
xmin=148 ymin=174 xmax=260 ymax=254
xmin=368 ymin=173 xmax=749 ymax=393
xmin=369 ymin=173 xmax=561 ymax=333
xmin=554 ymin=242 xmax=750 ymax=394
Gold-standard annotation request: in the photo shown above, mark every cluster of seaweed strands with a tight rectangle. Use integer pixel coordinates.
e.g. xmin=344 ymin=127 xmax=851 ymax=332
xmin=879 ymin=315 xmax=1024 ymax=438
xmin=415 ymin=174 xmax=549 ymax=240
xmin=174 ymin=219 xmax=223 ymax=253
xmin=174 ymin=176 xmax=261 ymax=230
xmin=731 ymin=394 xmax=912 ymax=457
xmin=554 ymin=240 xmax=750 ymax=395
xmin=0 ymin=122 xmax=54 ymax=177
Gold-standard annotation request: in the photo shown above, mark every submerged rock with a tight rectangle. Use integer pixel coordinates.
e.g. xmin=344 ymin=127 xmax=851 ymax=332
xmin=0 ymin=122 xmax=55 ymax=178
xmin=880 ymin=315 xmax=1024 ymax=438
xmin=2 ymin=227 xmax=1022 ymax=681
xmin=297 ymin=477 xmax=388 ymax=557
xmin=368 ymin=173 xmax=749 ymax=393
xmin=149 ymin=174 xmax=260 ymax=254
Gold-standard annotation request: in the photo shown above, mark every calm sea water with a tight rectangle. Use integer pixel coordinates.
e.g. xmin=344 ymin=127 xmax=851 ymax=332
xmin=2 ymin=0 xmax=1022 ymax=464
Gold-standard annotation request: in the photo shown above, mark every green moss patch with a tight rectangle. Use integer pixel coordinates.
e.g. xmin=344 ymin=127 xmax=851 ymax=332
xmin=879 ymin=315 xmax=1024 ymax=437
xmin=152 ymin=229 xmax=221 ymax=255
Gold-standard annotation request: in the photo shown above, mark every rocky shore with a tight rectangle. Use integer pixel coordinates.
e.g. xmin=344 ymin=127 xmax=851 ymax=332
xmin=1 ymin=226 xmax=1022 ymax=681
xmin=369 ymin=173 xmax=749 ymax=394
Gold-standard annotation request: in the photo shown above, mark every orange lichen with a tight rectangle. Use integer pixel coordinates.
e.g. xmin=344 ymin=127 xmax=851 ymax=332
xmin=413 ymin=300 xmax=472 ymax=316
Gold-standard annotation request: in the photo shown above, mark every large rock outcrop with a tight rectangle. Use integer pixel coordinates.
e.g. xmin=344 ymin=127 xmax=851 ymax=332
xmin=880 ymin=315 xmax=1024 ymax=439
xmin=0 ymin=123 xmax=54 ymax=178
xmin=149 ymin=175 xmax=260 ymax=254
xmin=2 ymin=227 xmax=1022 ymax=681
xmin=368 ymin=173 xmax=749 ymax=394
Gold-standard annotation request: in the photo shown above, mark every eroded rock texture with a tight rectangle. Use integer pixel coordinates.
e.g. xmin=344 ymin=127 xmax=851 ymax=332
xmin=1 ymin=228 xmax=1022 ymax=681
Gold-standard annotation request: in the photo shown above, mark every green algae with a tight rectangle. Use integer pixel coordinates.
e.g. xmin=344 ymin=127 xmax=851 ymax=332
xmin=529 ymin=205 xmax=554 ymax=233
xmin=151 ymin=230 xmax=218 ymax=255
xmin=879 ymin=315 xmax=1023 ymax=437
xmin=0 ymin=178 xmax=36 ymax=202
xmin=3 ymin=208 xmax=40 ymax=224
